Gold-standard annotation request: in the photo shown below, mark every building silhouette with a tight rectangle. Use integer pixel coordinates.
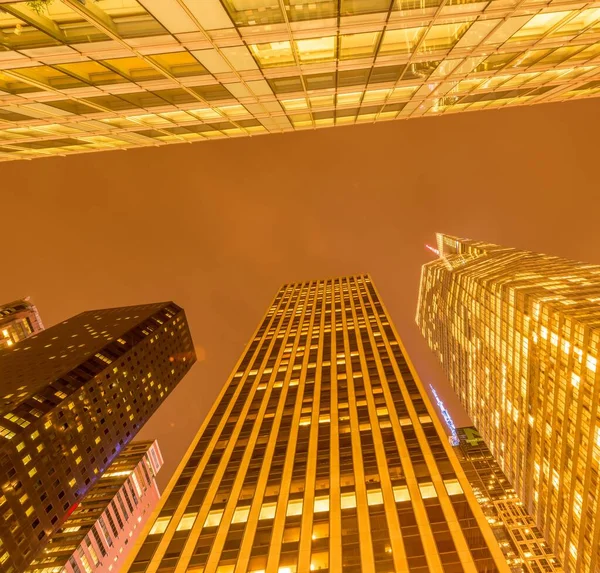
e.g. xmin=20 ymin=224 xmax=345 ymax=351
xmin=0 ymin=303 xmax=195 ymax=572
xmin=0 ymin=1 xmax=599 ymax=161
xmin=126 ymin=275 xmax=511 ymax=573
xmin=417 ymin=234 xmax=600 ymax=571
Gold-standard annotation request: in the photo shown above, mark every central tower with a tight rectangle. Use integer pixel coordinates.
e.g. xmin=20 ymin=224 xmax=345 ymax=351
xmin=127 ymin=275 xmax=510 ymax=573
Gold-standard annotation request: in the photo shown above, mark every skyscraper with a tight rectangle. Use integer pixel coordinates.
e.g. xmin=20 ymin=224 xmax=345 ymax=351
xmin=428 ymin=385 xmax=561 ymax=572
xmin=0 ymin=0 xmax=599 ymax=161
xmin=0 ymin=302 xmax=195 ymax=572
xmin=126 ymin=274 xmax=511 ymax=573
xmin=29 ymin=440 xmax=164 ymax=573
xmin=417 ymin=234 xmax=600 ymax=572
xmin=0 ymin=298 xmax=44 ymax=350
xmin=454 ymin=427 xmax=562 ymax=573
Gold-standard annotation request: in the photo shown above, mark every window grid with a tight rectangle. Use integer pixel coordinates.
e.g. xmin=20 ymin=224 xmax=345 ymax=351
xmin=0 ymin=0 xmax=599 ymax=161
xmin=127 ymin=274 xmax=512 ymax=573
xmin=0 ymin=303 xmax=194 ymax=572
xmin=417 ymin=233 xmax=600 ymax=572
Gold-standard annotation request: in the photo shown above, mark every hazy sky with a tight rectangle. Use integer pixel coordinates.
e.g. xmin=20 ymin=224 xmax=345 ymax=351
xmin=2 ymin=97 xmax=599 ymax=488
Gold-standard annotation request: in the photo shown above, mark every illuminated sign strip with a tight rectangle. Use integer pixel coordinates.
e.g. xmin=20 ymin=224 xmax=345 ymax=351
xmin=429 ymin=384 xmax=460 ymax=446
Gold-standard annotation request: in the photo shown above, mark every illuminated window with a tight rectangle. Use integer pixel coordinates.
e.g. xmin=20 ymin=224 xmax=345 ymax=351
xmin=4 ymin=413 xmax=29 ymax=428
xmin=310 ymin=552 xmax=329 ymax=570
xmin=282 ymin=98 xmax=308 ymax=112
xmin=393 ymin=485 xmax=410 ymax=502
xmin=444 ymin=479 xmax=464 ymax=496
xmin=555 ymin=8 xmax=600 ymax=36
xmin=287 ymin=499 xmax=303 ymax=516
xmin=512 ymin=11 xmax=572 ymax=42
xmin=419 ymin=483 xmax=437 ymax=499
xmin=587 ymin=355 xmax=597 ymax=372
xmin=340 ymin=492 xmax=357 ymax=509
xmin=379 ymin=27 xmax=424 ymax=55
xmin=149 ymin=52 xmax=207 ymax=78
xmin=366 ymin=490 xmax=384 ymax=506
xmin=419 ymin=22 xmax=472 ymax=52
xmin=296 ymin=36 xmax=335 ymax=63
xmin=176 ymin=512 xmax=197 ymax=531
xmin=0 ymin=426 xmax=15 ymax=440
xmin=312 ymin=522 xmax=329 ymax=541
xmin=570 ymin=542 xmax=578 ymax=559
xmin=340 ymin=32 xmax=380 ymax=60
xmin=232 ymin=506 xmax=250 ymax=523
xmin=250 ymin=42 xmax=294 ymax=67
xmin=103 ymin=56 xmax=164 ymax=82
xmin=259 ymin=503 xmax=276 ymax=520
xmin=149 ymin=516 xmax=171 ymax=535
xmin=313 ymin=496 xmax=329 ymax=513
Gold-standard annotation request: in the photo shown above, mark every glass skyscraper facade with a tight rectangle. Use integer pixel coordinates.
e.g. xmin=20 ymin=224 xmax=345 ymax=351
xmin=454 ymin=426 xmax=562 ymax=573
xmin=0 ymin=0 xmax=599 ymax=161
xmin=29 ymin=440 xmax=163 ymax=573
xmin=0 ymin=302 xmax=195 ymax=572
xmin=417 ymin=234 xmax=600 ymax=572
xmin=126 ymin=274 xmax=511 ymax=573
xmin=0 ymin=298 xmax=44 ymax=350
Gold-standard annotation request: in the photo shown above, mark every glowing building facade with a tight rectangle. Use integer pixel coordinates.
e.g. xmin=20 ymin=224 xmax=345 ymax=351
xmin=0 ymin=298 xmax=44 ymax=350
xmin=0 ymin=0 xmax=599 ymax=162
xmin=126 ymin=274 xmax=511 ymax=573
xmin=417 ymin=234 xmax=600 ymax=572
xmin=454 ymin=426 xmax=562 ymax=573
xmin=29 ymin=440 xmax=163 ymax=573
xmin=0 ymin=302 xmax=195 ymax=572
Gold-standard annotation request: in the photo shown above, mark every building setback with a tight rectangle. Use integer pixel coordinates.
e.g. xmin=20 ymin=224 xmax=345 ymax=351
xmin=28 ymin=440 xmax=164 ymax=573
xmin=417 ymin=233 xmax=600 ymax=572
xmin=125 ymin=274 xmax=510 ymax=573
xmin=0 ymin=303 xmax=195 ymax=572
xmin=0 ymin=298 xmax=44 ymax=350
xmin=0 ymin=1 xmax=599 ymax=162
